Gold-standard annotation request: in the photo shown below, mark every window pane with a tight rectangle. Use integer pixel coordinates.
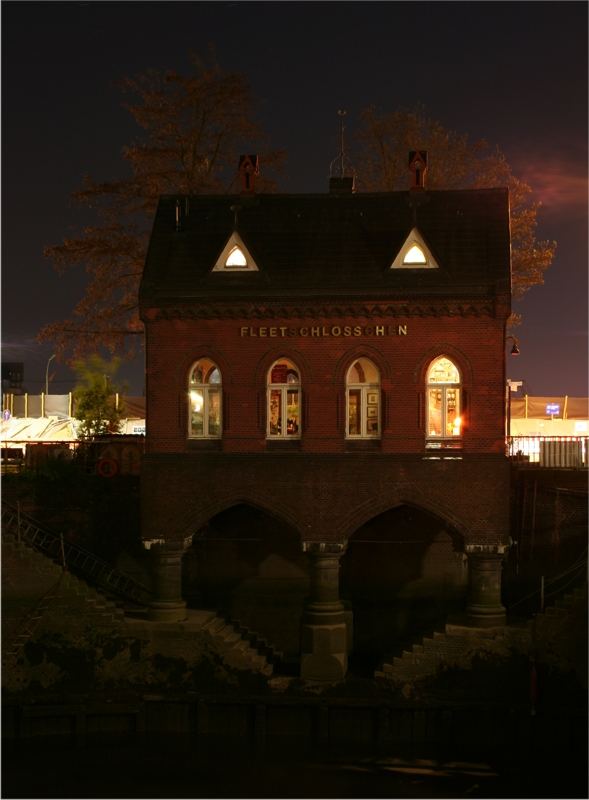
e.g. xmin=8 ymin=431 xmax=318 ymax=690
xmin=286 ymin=389 xmax=299 ymax=436
xmin=366 ymin=390 xmax=380 ymax=436
xmin=225 ymin=246 xmax=247 ymax=267
xmin=428 ymin=357 xmax=459 ymax=384
xmin=191 ymin=365 xmax=205 ymax=385
xmin=208 ymin=389 xmax=221 ymax=436
xmin=428 ymin=389 xmax=443 ymax=436
xmin=446 ymin=388 xmax=461 ymax=436
xmin=404 ymin=244 xmax=427 ymax=264
xmin=269 ymin=389 xmax=282 ymax=435
xmin=190 ymin=389 xmax=204 ymax=436
xmin=348 ymin=389 xmax=361 ymax=435
xmin=208 ymin=367 xmax=221 ymax=385
xmin=271 ymin=363 xmax=289 ymax=384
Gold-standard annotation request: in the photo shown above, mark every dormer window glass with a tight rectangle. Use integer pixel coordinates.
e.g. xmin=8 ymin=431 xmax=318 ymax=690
xmin=391 ymin=227 xmax=438 ymax=269
xmin=225 ymin=246 xmax=247 ymax=268
xmin=213 ymin=231 xmax=259 ymax=272
xmin=404 ymin=244 xmax=427 ymax=265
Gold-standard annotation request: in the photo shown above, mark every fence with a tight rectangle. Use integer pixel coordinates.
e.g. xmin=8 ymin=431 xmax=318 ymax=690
xmin=507 ymin=436 xmax=588 ymax=468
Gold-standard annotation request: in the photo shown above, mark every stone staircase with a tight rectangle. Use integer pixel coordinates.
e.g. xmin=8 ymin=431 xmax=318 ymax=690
xmin=375 ymin=584 xmax=587 ymax=684
xmin=2 ymin=530 xmax=126 ymax=666
xmin=200 ymin=612 xmax=284 ymax=677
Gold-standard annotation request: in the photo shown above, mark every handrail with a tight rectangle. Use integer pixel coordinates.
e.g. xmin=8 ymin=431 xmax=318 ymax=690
xmin=2 ymin=503 xmax=152 ymax=605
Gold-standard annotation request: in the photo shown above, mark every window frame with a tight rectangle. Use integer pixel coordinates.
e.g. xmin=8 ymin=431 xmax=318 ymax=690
xmin=345 ymin=359 xmax=381 ymax=439
xmin=425 ymin=357 xmax=462 ymax=449
xmin=188 ymin=359 xmax=222 ymax=439
xmin=266 ymin=359 xmax=302 ymax=440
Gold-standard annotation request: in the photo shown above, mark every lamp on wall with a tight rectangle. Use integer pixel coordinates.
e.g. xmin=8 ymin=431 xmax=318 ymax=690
xmin=506 ymin=335 xmax=520 ymax=356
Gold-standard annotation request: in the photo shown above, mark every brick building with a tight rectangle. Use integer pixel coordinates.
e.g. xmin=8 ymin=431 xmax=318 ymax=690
xmin=139 ymin=158 xmax=512 ymax=680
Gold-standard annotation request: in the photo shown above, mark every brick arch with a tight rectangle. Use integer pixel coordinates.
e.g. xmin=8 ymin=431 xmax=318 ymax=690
xmin=413 ymin=344 xmax=473 ymax=388
xmin=332 ymin=344 xmax=393 ymax=385
xmin=339 ymin=493 xmax=469 ymax=548
xmin=179 ymin=491 xmax=304 ymax=545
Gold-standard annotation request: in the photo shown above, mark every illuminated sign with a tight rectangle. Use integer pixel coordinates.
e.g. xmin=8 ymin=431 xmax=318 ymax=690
xmin=240 ymin=324 xmax=408 ymax=338
xmin=545 ymin=404 xmax=560 ymax=416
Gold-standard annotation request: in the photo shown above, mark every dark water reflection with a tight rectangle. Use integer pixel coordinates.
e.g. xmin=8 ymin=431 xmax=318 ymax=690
xmin=2 ymin=734 xmax=587 ymax=799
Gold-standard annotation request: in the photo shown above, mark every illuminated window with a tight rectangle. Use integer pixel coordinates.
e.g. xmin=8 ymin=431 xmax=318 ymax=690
xmin=391 ymin=227 xmax=438 ymax=269
xmin=188 ymin=359 xmax=222 ymax=438
xmin=212 ymin=232 xmax=259 ymax=272
xmin=426 ymin=357 xmax=461 ymax=447
xmin=403 ymin=244 xmax=427 ymax=264
xmin=267 ymin=359 xmax=301 ymax=439
xmin=346 ymin=358 xmax=380 ymax=439
xmin=225 ymin=246 xmax=247 ymax=268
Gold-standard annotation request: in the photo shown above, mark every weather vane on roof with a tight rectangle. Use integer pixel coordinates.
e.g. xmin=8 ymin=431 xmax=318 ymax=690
xmin=329 ymin=109 xmax=355 ymax=181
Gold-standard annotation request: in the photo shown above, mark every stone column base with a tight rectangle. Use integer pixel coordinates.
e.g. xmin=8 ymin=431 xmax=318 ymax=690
xmin=148 ymin=600 xmax=187 ymax=623
xmin=300 ymin=618 xmax=348 ymax=681
xmin=465 ymin=604 xmax=506 ymax=628
xmin=465 ymin=545 xmax=507 ymax=628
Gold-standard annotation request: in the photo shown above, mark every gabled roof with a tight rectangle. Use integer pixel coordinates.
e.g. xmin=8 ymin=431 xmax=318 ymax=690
xmin=140 ymin=188 xmax=511 ymax=309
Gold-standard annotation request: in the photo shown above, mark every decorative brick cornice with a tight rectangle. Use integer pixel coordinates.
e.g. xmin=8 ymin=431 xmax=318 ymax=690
xmin=149 ymin=301 xmax=496 ymax=321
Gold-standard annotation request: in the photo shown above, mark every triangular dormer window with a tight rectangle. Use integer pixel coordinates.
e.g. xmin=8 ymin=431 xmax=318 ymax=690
xmin=391 ymin=227 xmax=438 ymax=269
xmin=226 ymin=246 xmax=247 ymax=267
xmin=212 ymin=231 xmax=259 ymax=272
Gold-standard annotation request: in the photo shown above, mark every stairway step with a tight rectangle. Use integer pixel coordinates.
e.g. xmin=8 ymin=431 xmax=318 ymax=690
xmin=545 ymin=606 xmax=567 ymax=617
xmin=203 ymin=617 xmax=226 ymax=634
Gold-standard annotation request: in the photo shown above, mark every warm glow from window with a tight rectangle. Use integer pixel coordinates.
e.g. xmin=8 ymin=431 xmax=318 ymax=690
xmin=403 ymin=244 xmax=427 ymax=264
xmin=346 ymin=358 xmax=380 ymax=438
xmin=225 ymin=246 xmax=247 ymax=267
xmin=189 ymin=390 xmax=203 ymax=412
xmin=426 ymin=357 xmax=461 ymax=446
xmin=267 ymin=359 xmax=301 ymax=438
xmin=427 ymin=357 xmax=460 ymax=384
xmin=189 ymin=359 xmax=222 ymax=438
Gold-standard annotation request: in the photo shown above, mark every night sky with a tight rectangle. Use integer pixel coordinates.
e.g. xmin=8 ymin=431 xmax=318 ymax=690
xmin=2 ymin=1 xmax=587 ymax=397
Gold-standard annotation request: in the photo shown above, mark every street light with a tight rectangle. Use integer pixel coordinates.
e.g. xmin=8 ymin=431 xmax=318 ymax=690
xmin=45 ymin=354 xmax=56 ymax=395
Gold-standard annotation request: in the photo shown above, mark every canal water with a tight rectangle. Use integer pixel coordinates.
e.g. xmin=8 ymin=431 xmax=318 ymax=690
xmin=3 ymin=733 xmax=587 ymax=799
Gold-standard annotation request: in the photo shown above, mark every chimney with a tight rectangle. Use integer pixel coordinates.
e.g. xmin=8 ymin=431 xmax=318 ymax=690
xmin=409 ymin=150 xmax=428 ymax=190
xmin=238 ymin=154 xmax=259 ymax=194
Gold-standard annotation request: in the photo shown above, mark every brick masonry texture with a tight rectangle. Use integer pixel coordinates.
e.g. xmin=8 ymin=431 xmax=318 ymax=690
xmin=140 ymin=189 xmax=512 ymax=554
xmin=141 ymin=451 xmax=510 ymax=546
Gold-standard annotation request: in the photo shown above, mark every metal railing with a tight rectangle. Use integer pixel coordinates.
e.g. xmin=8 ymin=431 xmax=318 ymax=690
xmin=2 ymin=503 xmax=152 ymax=606
xmin=507 ymin=436 xmax=588 ymax=468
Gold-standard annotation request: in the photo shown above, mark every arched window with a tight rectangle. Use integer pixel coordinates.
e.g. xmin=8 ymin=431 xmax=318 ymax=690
xmin=426 ymin=357 xmax=461 ymax=446
xmin=346 ymin=358 xmax=380 ymax=438
xmin=188 ymin=359 xmax=222 ymax=438
xmin=267 ymin=359 xmax=301 ymax=438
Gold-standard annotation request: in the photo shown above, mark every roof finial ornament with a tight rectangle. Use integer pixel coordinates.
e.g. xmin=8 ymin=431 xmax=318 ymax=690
xmin=329 ymin=110 xmax=356 ymax=194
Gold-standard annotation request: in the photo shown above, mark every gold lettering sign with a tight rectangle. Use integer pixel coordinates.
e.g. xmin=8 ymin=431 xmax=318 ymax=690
xmin=240 ymin=324 xmax=408 ymax=338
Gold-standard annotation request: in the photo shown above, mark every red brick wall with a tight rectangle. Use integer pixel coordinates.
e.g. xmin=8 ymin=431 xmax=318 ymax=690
xmin=144 ymin=311 xmax=506 ymax=456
